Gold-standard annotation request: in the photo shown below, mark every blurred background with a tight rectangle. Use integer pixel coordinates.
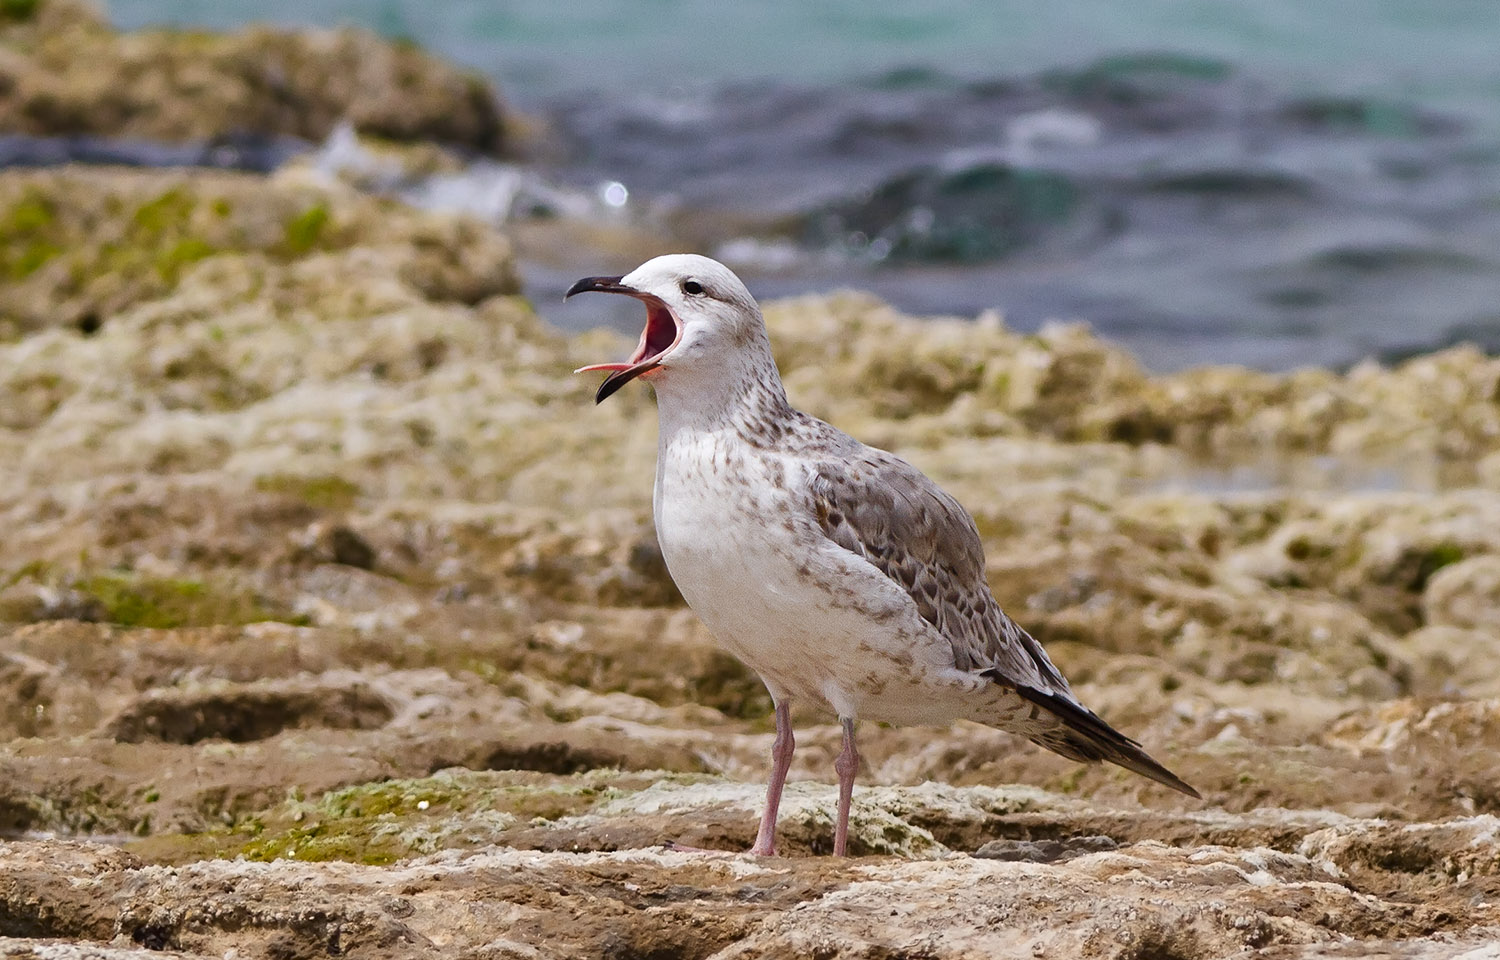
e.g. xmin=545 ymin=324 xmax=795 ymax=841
xmin=97 ymin=0 xmax=1500 ymax=370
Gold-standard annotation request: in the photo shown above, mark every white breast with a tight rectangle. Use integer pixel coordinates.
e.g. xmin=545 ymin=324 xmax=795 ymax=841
xmin=652 ymin=428 xmax=970 ymax=723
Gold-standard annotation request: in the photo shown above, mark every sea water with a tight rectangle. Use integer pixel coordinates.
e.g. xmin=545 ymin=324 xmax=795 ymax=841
xmin=108 ymin=0 xmax=1500 ymax=370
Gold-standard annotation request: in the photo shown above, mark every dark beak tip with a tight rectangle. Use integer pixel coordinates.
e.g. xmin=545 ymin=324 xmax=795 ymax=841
xmin=594 ymin=362 xmax=657 ymax=404
xmin=595 ymin=371 xmax=627 ymax=404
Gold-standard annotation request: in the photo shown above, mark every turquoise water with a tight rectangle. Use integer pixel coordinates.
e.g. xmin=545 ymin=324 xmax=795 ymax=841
xmin=111 ymin=0 xmax=1500 ymax=126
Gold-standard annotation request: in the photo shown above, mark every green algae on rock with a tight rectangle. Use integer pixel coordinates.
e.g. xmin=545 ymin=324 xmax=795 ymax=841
xmin=68 ymin=573 xmax=305 ymax=630
xmin=228 ymin=770 xmax=642 ymax=865
xmin=0 ymin=167 xmax=520 ymax=339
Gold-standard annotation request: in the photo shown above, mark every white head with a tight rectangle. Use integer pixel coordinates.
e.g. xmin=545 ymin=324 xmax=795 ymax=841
xmin=567 ymin=254 xmax=773 ymax=404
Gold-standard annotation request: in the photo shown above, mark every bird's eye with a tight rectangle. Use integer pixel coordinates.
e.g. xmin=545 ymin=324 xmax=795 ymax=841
xmin=682 ymin=280 xmax=704 ymax=295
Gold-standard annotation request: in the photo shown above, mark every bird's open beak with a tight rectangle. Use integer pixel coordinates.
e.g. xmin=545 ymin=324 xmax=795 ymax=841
xmin=565 ymin=275 xmax=684 ymax=404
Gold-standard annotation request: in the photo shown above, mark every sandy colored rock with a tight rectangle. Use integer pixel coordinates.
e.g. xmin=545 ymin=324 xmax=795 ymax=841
xmin=762 ymin=293 xmax=1500 ymax=466
xmin=1 ymin=828 xmax=1498 ymax=959
xmin=0 ymin=939 xmax=214 ymax=959
xmin=0 ymin=0 xmax=512 ymax=152
xmin=1422 ymin=555 xmax=1500 ymax=631
xmin=0 ymin=166 xmax=519 ymax=339
xmin=1399 ymin=625 xmax=1500 ymax=698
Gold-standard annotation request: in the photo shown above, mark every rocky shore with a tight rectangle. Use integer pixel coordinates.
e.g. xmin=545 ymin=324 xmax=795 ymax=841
xmin=2 ymin=160 xmax=1499 ymax=958
xmin=4 ymin=7 xmax=1500 ymax=958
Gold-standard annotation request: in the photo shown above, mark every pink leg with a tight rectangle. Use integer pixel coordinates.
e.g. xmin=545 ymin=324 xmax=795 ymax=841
xmin=748 ymin=700 xmax=794 ymax=856
xmin=832 ymin=717 xmax=859 ymax=857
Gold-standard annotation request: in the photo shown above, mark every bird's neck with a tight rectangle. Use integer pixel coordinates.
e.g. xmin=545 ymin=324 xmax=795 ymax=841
xmin=653 ymin=335 xmax=794 ymax=445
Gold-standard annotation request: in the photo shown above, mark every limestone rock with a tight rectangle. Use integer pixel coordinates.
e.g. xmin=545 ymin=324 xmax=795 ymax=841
xmin=1400 ymin=625 xmax=1500 ymax=698
xmin=0 ymin=829 xmax=1496 ymax=959
xmin=1422 ymin=555 xmax=1500 ymax=631
xmin=0 ymin=938 xmax=213 ymax=959
xmin=0 ymin=166 xmax=519 ymax=338
xmin=0 ymin=0 xmax=514 ymax=151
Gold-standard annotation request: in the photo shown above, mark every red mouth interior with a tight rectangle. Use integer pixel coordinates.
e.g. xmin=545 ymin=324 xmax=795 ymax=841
xmin=576 ymin=297 xmax=681 ymax=373
xmin=637 ymin=301 xmax=678 ymax=362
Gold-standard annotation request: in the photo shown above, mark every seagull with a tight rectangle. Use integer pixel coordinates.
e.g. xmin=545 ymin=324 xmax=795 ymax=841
xmin=566 ymin=254 xmax=1199 ymax=856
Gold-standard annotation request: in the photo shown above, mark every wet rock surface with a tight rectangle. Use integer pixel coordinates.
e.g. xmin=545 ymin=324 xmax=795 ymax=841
xmin=5 ymin=161 xmax=1500 ymax=955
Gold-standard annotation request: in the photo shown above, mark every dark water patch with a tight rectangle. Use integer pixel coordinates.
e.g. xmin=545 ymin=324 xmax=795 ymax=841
xmin=809 ymin=163 xmax=1081 ymax=263
xmin=1141 ymin=168 xmax=1311 ymax=197
xmin=1309 ymin=244 xmax=1491 ymax=274
xmin=0 ymin=132 xmax=310 ymax=173
xmin=1039 ymin=52 xmax=1233 ymax=108
xmin=1279 ymin=97 xmax=1460 ymax=138
xmin=1379 ymin=316 xmax=1500 ymax=365
xmin=1259 ymin=286 xmax=1331 ymax=309
xmin=867 ymin=65 xmax=959 ymax=92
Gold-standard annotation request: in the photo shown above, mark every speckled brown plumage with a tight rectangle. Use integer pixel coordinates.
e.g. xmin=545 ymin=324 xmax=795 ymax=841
xmin=795 ymin=416 xmax=1198 ymax=796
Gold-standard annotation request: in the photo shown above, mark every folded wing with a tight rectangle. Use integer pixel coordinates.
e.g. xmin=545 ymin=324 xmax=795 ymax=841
xmin=807 ymin=446 xmax=1200 ymax=798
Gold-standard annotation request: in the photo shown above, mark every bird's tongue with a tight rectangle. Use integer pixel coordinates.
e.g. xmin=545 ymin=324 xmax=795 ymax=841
xmin=575 ymin=361 xmax=634 ymax=373
xmin=576 ymin=299 xmax=680 ymax=373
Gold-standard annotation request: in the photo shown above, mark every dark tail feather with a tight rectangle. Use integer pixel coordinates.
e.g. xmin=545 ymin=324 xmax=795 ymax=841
xmin=1003 ymin=678 xmax=1202 ymax=799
